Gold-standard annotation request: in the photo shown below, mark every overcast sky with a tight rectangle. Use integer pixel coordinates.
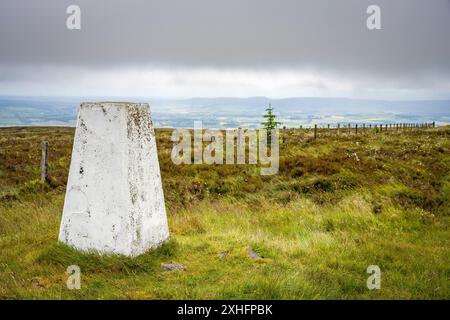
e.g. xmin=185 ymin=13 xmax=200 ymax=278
xmin=0 ymin=0 xmax=449 ymax=99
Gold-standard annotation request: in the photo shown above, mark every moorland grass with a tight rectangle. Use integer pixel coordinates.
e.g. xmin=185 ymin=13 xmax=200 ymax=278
xmin=0 ymin=126 xmax=448 ymax=299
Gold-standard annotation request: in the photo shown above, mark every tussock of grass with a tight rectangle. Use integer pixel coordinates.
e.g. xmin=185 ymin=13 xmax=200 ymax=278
xmin=38 ymin=241 xmax=177 ymax=275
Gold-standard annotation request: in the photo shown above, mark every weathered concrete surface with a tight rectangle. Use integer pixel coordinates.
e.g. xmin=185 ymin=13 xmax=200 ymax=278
xmin=59 ymin=102 xmax=169 ymax=256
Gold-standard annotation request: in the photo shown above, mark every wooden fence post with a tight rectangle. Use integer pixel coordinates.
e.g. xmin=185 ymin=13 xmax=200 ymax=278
xmin=337 ymin=123 xmax=340 ymax=135
xmin=314 ymin=124 xmax=317 ymax=140
xmin=41 ymin=141 xmax=49 ymax=183
xmin=237 ymin=127 xmax=242 ymax=147
xmin=283 ymin=126 xmax=286 ymax=144
xmin=355 ymin=124 xmax=358 ymax=135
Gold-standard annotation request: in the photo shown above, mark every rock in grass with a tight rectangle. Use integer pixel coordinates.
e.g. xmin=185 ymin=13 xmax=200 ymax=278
xmin=219 ymin=251 xmax=229 ymax=259
xmin=31 ymin=277 xmax=48 ymax=289
xmin=162 ymin=263 xmax=186 ymax=271
xmin=373 ymin=205 xmax=382 ymax=214
xmin=248 ymin=248 xmax=263 ymax=259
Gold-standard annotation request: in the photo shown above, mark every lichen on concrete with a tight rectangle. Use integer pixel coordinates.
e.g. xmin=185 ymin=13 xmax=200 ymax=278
xmin=58 ymin=102 xmax=169 ymax=257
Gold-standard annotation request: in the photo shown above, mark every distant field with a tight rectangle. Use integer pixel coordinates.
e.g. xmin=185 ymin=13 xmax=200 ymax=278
xmin=0 ymin=126 xmax=449 ymax=299
xmin=1 ymin=96 xmax=449 ymax=128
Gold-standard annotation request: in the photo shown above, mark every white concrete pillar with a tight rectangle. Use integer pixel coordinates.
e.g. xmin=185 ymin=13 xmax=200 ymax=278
xmin=59 ymin=102 xmax=169 ymax=256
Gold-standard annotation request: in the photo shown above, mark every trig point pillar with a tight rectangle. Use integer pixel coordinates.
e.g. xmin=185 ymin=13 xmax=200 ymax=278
xmin=59 ymin=102 xmax=169 ymax=257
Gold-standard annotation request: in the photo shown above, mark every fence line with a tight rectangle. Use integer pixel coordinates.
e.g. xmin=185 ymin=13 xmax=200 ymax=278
xmin=286 ymin=121 xmax=437 ymax=143
xmin=39 ymin=122 xmax=439 ymax=178
xmin=296 ymin=122 xmax=435 ymax=132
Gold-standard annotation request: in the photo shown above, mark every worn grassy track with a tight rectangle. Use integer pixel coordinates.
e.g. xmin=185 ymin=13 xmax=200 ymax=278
xmin=0 ymin=126 xmax=449 ymax=299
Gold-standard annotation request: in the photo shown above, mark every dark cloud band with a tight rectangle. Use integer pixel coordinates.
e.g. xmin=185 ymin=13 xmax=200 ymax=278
xmin=0 ymin=0 xmax=449 ymax=97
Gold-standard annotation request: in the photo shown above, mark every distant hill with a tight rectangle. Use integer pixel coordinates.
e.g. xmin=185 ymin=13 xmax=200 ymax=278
xmin=0 ymin=96 xmax=449 ymax=127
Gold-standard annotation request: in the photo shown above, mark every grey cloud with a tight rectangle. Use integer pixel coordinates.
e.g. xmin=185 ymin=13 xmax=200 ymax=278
xmin=0 ymin=1 xmax=449 ymax=71
xmin=0 ymin=0 xmax=449 ymax=97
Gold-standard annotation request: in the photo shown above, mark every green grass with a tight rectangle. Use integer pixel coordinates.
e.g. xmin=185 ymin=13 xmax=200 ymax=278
xmin=0 ymin=126 xmax=449 ymax=299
